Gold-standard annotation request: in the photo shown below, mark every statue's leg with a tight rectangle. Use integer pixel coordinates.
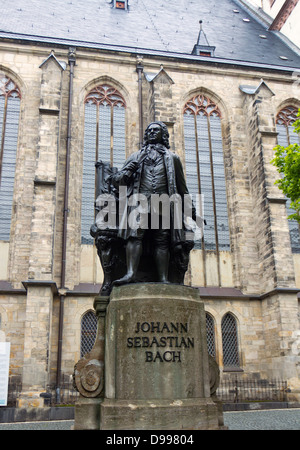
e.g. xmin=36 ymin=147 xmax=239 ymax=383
xmin=153 ymin=247 xmax=170 ymax=283
xmin=96 ymin=237 xmax=114 ymax=294
xmin=113 ymin=238 xmax=142 ymax=286
xmin=153 ymin=229 xmax=171 ymax=283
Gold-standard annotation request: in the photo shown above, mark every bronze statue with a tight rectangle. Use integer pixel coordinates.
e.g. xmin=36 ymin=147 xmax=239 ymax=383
xmin=91 ymin=122 xmax=201 ymax=295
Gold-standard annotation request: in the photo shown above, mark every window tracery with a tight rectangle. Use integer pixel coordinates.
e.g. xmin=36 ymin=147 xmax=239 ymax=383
xmin=221 ymin=313 xmax=240 ymax=369
xmin=183 ymin=93 xmax=230 ymax=285
xmin=0 ymin=73 xmax=21 ymax=241
xmin=183 ymin=94 xmax=221 ymax=118
xmin=80 ymin=310 xmax=97 ymax=358
xmin=276 ymin=105 xmax=300 ymax=253
xmin=81 ymin=84 xmax=126 ymax=244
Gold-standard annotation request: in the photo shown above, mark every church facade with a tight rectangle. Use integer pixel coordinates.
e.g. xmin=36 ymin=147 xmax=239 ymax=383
xmin=0 ymin=0 xmax=299 ymax=407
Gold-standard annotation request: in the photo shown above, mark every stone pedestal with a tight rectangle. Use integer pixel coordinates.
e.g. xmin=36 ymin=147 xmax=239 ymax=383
xmin=74 ymin=283 xmax=225 ymax=430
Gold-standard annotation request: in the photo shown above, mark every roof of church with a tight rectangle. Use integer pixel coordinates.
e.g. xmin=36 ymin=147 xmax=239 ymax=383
xmin=1 ymin=0 xmax=300 ymax=70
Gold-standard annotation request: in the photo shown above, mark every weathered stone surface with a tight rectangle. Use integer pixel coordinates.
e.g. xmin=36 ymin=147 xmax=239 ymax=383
xmin=99 ymin=283 xmax=223 ymax=430
xmin=73 ymin=296 xmax=108 ymax=398
xmin=105 ymin=283 xmax=210 ymax=401
xmin=74 ymin=397 xmax=102 ymax=430
xmin=17 ymin=283 xmax=55 ymax=407
xmin=100 ymin=398 xmax=221 ymax=430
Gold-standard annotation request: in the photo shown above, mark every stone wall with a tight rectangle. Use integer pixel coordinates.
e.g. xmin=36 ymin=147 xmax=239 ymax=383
xmin=1 ymin=43 xmax=299 ymax=293
xmin=0 ymin=41 xmax=299 ymax=401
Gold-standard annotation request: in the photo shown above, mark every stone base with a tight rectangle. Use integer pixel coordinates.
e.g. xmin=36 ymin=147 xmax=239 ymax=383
xmin=100 ymin=398 xmax=223 ymax=430
xmin=74 ymin=283 xmax=226 ymax=430
xmin=74 ymin=397 xmax=103 ymax=430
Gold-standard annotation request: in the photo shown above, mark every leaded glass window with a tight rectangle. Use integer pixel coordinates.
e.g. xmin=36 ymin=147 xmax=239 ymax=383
xmin=221 ymin=313 xmax=240 ymax=369
xmin=183 ymin=94 xmax=230 ymax=252
xmin=81 ymin=84 xmax=126 ymax=244
xmin=80 ymin=310 xmax=97 ymax=358
xmin=0 ymin=74 xmax=21 ymax=241
xmin=276 ymin=106 xmax=300 ymax=253
xmin=206 ymin=312 xmax=216 ymax=359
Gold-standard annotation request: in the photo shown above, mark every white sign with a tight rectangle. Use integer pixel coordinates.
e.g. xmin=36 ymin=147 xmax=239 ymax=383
xmin=0 ymin=342 xmax=10 ymax=406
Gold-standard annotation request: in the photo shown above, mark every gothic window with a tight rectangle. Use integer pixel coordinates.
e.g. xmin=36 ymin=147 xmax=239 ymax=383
xmin=81 ymin=84 xmax=126 ymax=244
xmin=0 ymin=74 xmax=21 ymax=241
xmin=221 ymin=313 xmax=240 ymax=369
xmin=183 ymin=94 xmax=230 ymax=252
xmin=276 ymin=105 xmax=300 ymax=253
xmin=80 ymin=310 xmax=97 ymax=358
xmin=206 ymin=312 xmax=216 ymax=359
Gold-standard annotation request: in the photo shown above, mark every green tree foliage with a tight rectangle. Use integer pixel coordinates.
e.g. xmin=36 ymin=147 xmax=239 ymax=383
xmin=271 ymin=110 xmax=300 ymax=224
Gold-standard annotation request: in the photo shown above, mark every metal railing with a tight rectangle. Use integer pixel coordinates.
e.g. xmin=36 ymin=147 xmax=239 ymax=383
xmin=6 ymin=380 xmax=22 ymax=407
xmin=216 ymin=376 xmax=289 ymax=403
xmin=5 ymin=376 xmax=290 ymax=407
xmin=45 ymin=381 xmax=80 ymax=406
xmin=4 ymin=379 xmax=79 ymax=407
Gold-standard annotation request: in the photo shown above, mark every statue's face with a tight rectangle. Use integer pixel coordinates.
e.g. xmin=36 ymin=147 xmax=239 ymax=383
xmin=146 ymin=123 xmax=163 ymax=144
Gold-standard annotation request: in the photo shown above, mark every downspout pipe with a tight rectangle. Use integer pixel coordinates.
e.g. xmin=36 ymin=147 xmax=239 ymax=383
xmin=56 ymin=47 xmax=76 ymax=402
xmin=136 ymin=58 xmax=144 ymax=147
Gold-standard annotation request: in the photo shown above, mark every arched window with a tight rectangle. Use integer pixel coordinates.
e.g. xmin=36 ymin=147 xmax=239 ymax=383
xmin=205 ymin=312 xmax=216 ymax=359
xmin=183 ymin=94 xmax=230 ymax=252
xmin=0 ymin=73 xmax=21 ymax=241
xmin=221 ymin=313 xmax=240 ymax=369
xmin=276 ymin=105 xmax=300 ymax=253
xmin=80 ymin=310 xmax=97 ymax=358
xmin=81 ymin=84 xmax=126 ymax=244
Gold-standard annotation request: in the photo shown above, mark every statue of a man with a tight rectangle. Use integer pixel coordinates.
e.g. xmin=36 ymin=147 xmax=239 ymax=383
xmin=111 ymin=121 xmax=197 ymax=286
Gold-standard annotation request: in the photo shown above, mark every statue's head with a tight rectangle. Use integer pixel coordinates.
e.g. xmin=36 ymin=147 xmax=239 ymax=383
xmin=143 ymin=121 xmax=170 ymax=148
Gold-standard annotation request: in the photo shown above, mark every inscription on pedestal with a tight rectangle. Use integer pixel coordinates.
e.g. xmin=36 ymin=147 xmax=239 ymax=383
xmin=104 ymin=285 xmax=211 ymax=401
xmin=127 ymin=322 xmax=195 ymax=363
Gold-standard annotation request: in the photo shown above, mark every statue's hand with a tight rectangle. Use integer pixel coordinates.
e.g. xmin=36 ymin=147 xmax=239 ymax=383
xmin=90 ymin=223 xmax=98 ymax=237
xmin=125 ymin=161 xmax=139 ymax=174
